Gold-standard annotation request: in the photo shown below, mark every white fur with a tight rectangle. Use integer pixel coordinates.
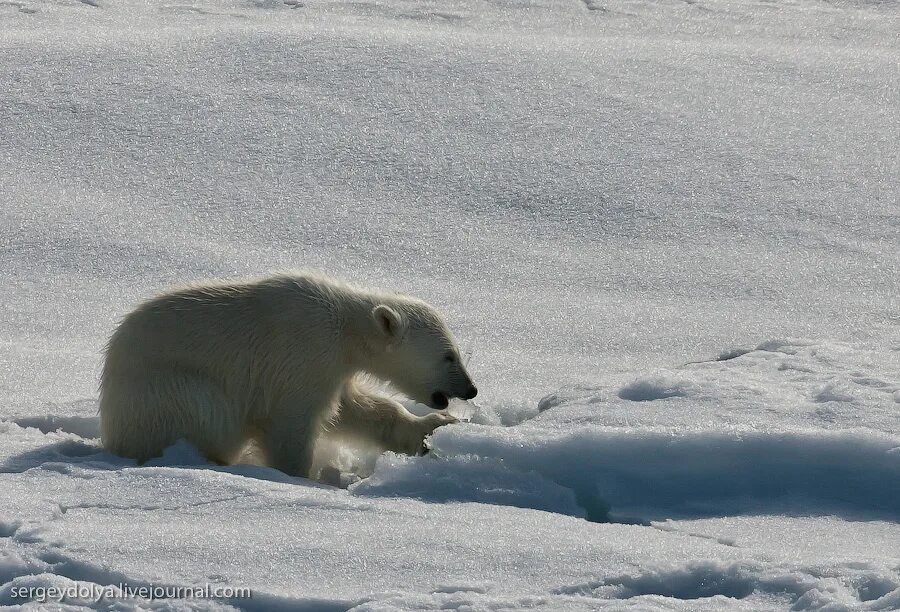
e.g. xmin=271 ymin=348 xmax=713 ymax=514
xmin=331 ymin=378 xmax=458 ymax=455
xmin=99 ymin=271 xmax=474 ymax=477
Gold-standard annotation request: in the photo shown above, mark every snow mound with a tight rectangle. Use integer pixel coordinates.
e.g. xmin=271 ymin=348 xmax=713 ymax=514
xmin=429 ymin=427 xmax=900 ymax=522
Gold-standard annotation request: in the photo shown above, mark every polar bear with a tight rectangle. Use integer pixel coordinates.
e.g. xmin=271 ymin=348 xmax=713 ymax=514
xmin=99 ymin=272 xmax=477 ymax=478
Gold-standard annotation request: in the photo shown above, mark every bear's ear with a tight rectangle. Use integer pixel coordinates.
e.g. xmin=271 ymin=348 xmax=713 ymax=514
xmin=372 ymin=305 xmax=407 ymax=343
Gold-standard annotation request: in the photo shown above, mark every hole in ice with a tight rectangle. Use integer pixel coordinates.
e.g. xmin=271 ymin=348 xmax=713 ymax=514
xmin=556 ymin=561 xmax=755 ymax=600
xmin=617 ymin=377 xmax=690 ymax=401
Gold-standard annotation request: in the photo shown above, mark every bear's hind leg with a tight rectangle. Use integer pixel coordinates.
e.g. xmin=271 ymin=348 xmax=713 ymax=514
xmin=100 ymin=368 xmax=248 ymax=465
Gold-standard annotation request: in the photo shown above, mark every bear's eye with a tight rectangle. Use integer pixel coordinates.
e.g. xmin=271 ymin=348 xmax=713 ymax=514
xmin=444 ymin=352 xmax=456 ymax=363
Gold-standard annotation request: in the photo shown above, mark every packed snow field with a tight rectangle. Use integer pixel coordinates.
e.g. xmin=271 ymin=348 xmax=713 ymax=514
xmin=1 ymin=0 xmax=898 ymax=610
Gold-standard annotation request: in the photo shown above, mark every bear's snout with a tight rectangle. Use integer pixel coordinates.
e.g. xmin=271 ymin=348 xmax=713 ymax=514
xmin=462 ymin=385 xmax=478 ymax=400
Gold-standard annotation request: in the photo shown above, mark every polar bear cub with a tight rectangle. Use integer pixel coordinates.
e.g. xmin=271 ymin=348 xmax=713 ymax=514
xmin=99 ymin=272 xmax=477 ymax=478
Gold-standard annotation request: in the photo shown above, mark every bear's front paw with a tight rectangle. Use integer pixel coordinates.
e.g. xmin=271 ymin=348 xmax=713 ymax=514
xmin=421 ymin=411 xmax=459 ymax=428
xmin=388 ymin=412 xmax=458 ymax=456
xmin=415 ymin=411 xmax=459 ymax=455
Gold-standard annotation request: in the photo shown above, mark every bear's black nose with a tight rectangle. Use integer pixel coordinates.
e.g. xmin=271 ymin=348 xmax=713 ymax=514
xmin=431 ymin=392 xmax=449 ymax=408
xmin=463 ymin=385 xmax=478 ymax=400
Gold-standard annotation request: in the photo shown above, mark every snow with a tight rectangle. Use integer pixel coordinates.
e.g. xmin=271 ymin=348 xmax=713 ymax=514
xmin=1 ymin=0 xmax=899 ymax=609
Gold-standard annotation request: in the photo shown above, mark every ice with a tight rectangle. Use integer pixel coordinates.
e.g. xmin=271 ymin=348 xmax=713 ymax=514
xmin=2 ymin=0 xmax=899 ymax=609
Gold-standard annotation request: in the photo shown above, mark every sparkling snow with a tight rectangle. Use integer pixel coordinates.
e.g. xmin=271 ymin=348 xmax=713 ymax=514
xmin=1 ymin=0 xmax=898 ymax=610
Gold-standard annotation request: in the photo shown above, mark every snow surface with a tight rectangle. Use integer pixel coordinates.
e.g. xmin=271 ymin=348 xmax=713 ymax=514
xmin=1 ymin=0 xmax=898 ymax=609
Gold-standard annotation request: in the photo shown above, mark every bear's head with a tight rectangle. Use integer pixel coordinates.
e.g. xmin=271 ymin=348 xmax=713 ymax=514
xmin=369 ymin=301 xmax=477 ymax=410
